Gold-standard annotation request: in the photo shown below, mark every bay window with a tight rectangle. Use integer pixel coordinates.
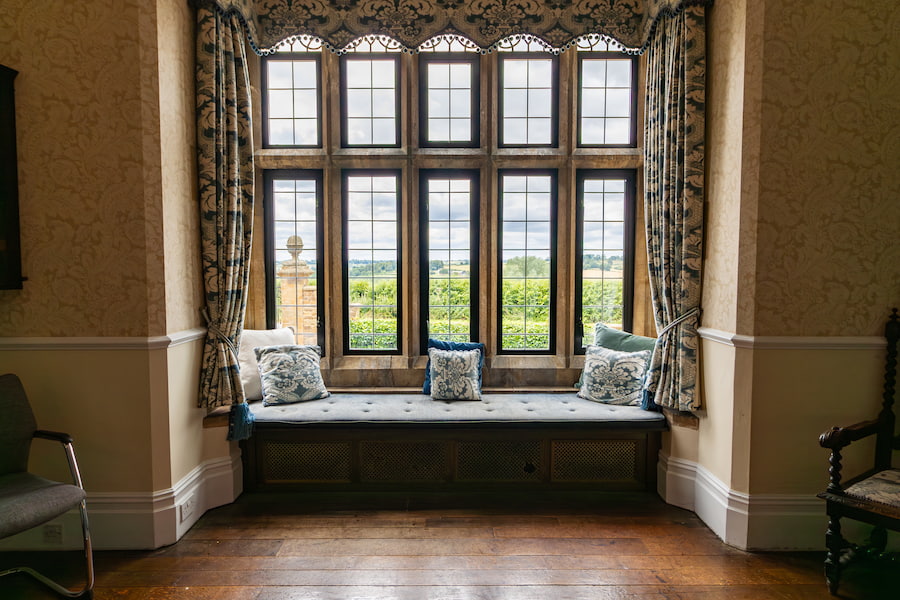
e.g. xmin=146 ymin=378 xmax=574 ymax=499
xmin=256 ymin=33 xmax=642 ymax=385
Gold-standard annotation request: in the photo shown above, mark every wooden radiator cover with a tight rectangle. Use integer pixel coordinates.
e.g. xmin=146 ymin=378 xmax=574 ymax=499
xmin=241 ymin=425 xmax=661 ymax=493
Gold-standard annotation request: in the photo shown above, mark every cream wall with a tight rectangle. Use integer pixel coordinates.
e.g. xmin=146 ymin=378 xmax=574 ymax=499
xmin=666 ymin=0 xmax=900 ymax=549
xmin=0 ymin=0 xmax=232 ymax=549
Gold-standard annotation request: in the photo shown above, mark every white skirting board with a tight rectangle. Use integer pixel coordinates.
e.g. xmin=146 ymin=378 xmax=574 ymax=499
xmin=0 ymin=452 xmax=242 ymax=551
xmin=658 ymin=452 xmax=829 ymax=551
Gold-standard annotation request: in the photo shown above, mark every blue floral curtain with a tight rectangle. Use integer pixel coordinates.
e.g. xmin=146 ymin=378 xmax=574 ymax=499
xmin=642 ymin=5 xmax=706 ymax=412
xmin=196 ymin=2 xmax=255 ymax=428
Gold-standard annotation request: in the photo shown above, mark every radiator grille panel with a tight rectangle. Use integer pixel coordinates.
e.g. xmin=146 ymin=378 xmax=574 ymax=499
xmin=457 ymin=441 xmax=542 ymax=481
xmin=552 ymin=440 xmax=638 ymax=482
xmin=359 ymin=441 xmax=446 ymax=481
xmin=263 ymin=441 xmax=352 ymax=482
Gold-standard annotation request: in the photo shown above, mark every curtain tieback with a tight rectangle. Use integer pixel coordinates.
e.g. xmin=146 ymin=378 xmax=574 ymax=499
xmin=658 ymin=307 xmax=701 ymax=338
xmin=202 ymin=308 xmax=240 ymax=363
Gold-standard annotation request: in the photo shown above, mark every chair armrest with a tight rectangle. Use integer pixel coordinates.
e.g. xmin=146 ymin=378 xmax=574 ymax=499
xmin=32 ymin=429 xmax=85 ymax=489
xmin=818 ymin=419 xmax=880 ymax=450
xmin=818 ymin=419 xmax=882 ymax=494
xmin=34 ymin=429 xmax=74 ymax=444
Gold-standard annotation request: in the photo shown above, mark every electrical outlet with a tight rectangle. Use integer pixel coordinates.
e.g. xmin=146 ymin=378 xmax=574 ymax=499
xmin=179 ymin=494 xmax=196 ymax=524
xmin=43 ymin=524 xmax=63 ymax=544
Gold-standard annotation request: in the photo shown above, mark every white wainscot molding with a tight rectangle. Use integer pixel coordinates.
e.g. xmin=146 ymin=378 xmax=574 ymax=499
xmin=0 ymin=328 xmax=207 ymax=351
xmin=0 ymin=452 xmax=242 ymax=551
xmin=697 ymin=327 xmax=885 ymax=350
xmin=657 ymin=452 xmax=827 ymax=551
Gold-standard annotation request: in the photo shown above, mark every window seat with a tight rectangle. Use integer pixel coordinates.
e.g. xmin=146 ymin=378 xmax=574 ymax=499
xmin=240 ymin=391 xmax=666 ymax=493
xmin=249 ymin=391 xmax=665 ymax=428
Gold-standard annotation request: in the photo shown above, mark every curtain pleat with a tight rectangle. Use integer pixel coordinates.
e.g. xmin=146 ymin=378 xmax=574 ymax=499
xmin=196 ymin=4 xmax=255 ymax=421
xmin=642 ymin=5 xmax=706 ymax=412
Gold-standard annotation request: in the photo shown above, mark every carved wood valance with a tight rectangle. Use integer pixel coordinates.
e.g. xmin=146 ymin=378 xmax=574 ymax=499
xmin=200 ymin=0 xmax=711 ymax=54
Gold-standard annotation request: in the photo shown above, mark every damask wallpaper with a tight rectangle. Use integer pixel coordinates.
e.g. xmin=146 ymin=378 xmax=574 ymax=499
xmin=702 ymin=0 xmax=899 ymax=338
xmin=0 ymin=0 xmax=200 ymax=338
xmin=0 ymin=0 xmax=155 ymax=337
xmin=753 ymin=0 xmax=900 ymax=337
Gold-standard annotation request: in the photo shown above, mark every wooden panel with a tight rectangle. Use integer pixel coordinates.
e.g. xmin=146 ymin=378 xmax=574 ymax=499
xmin=242 ymin=425 xmax=660 ymax=492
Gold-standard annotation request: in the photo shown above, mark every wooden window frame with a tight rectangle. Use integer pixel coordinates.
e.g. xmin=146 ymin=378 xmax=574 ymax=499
xmin=497 ymin=53 xmax=559 ymax=149
xmin=574 ymin=169 xmax=637 ymax=353
xmin=261 ymin=53 xmax=323 ymax=148
xmin=576 ymin=52 xmax=638 ymax=148
xmin=340 ymin=54 xmax=402 ymax=148
xmin=417 ymin=54 xmax=481 ymax=149
xmin=497 ymin=168 xmax=558 ymax=355
xmin=341 ymin=169 xmax=403 ymax=355
xmin=263 ymin=169 xmax=326 ymax=349
xmin=418 ymin=169 xmax=481 ymax=349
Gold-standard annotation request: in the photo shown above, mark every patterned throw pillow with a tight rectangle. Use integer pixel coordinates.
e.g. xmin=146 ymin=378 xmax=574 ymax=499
xmin=255 ymin=345 xmax=330 ymax=406
xmin=428 ymin=347 xmax=482 ymax=401
xmin=578 ymin=345 xmax=651 ymax=405
xmin=422 ymin=339 xmax=484 ymax=394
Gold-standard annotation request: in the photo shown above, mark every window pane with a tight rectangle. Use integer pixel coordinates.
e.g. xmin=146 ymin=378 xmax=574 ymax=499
xmin=449 ymin=89 xmax=470 ymax=117
xmin=527 ymin=118 xmax=552 ymax=145
xmin=424 ymin=173 xmax=476 ymax=343
xmin=424 ymin=59 xmax=474 ymax=144
xmin=268 ymin=119 xmax=293 ymax=145
xmin=503 ymin=60 xmax=528 ymax=87
xmin=503 ymin=118 xmax=528 ymax=144
xmin=372 ymin=118 xmax=396 ymax=145
xmin=268 ymin=89 xmax=293 ymax=118
xmin=501 ymin=57 xmax=556 ymax=146
xmin=504 ymin=89 xmax=528 ymax=118
xmin=346 ymin=89 xmax=372 ymax=118
xmin=606 ymin=88 xmax=631 ymax=118
xmin=371 ymin=60 xmax=395 ymax=85
xmin=579 ymin=175 xmax=630 ymax=346
xmin=346 ymin=60 xmax=371 ymax=86
xmin=604 ymin=118 xmax=631 ymax=144
xmin=372 ymin=89 xmax=395 ymax=117
xmin=268 ymin=61 xmax=293 ymax=88
xmin=450 ymin=119 xmax=470 ymax=142
xmin=264 ymin=58 xmax=319 ymax=146
xmin=343 ymin=58 xmax=398 ymax=146
xmin=293 ymin=90 xmax=318 ymax=118
xmin=429 ymin=90 xmax=450 ymax=118
xmin=579 ymin=56 xmax=634 ymax=146
xmin=345 ymin=174 xmax=400 ymax=351
xmin=528 ymin=88 xmax=552 ymax=118
xmin=500 ymin=173 xmax=554 ymax=351
xmin=606 ymin=59 xmax=632 ymax=86
xmin=581 ymin=89 xmax=606 ymax=117
xmin=269 ymin=175 xmax=321 ymax=346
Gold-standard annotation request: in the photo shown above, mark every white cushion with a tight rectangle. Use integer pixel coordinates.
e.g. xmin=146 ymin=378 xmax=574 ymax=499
xmin=238 ymin=328 xmax=295 ymax=401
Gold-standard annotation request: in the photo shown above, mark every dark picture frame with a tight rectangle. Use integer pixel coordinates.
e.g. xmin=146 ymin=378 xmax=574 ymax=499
xmin=0 ymin=64 xmax=23 ymax=290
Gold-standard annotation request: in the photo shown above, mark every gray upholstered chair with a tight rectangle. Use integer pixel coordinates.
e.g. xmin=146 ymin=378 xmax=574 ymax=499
xmin=0 ymin=374 xmax=94 ymax=598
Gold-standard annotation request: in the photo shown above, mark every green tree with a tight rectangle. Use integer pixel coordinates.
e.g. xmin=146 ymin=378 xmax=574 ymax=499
xmin=503 ymin=256 xmax=550 ymax=277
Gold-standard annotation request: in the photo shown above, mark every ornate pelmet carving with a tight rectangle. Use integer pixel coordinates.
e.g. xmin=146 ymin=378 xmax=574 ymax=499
xmin=198 ymin=0 xmax=711 ymax=54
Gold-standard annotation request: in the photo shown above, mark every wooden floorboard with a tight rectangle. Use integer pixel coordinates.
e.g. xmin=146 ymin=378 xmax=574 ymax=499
xmin=0 ymin=491 xmax=896 ymax=599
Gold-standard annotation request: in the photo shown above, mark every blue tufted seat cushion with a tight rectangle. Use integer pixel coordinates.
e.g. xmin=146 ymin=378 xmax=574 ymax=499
xmin=248 ymin=392 xmax=667 ymax=429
